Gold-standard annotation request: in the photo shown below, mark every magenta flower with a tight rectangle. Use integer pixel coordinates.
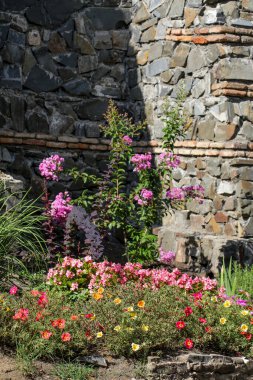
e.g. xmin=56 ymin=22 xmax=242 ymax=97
xmin=134 ymin=189 xmax=153 ymax=206
xmin=39 ymin=155 xmax=64 ymax=181
xmin=166 ymin=187 xmax=185 ymax=201
xmin=131 ymin=153 xmax=152 ymax=172
xmin=9 ymin=286 xmax=18 ymax=295
xmin=122 ymin=135 xmax=133 ymax=145
xmin=50 ymin=192 xmax=73 ymax=222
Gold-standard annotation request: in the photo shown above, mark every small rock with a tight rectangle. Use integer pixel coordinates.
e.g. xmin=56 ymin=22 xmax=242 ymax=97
xmin=11 ymin=14 xmax=28 ymax=32
xmin=78 ymin=355 xmax=107 ymax=368
xmin=63 ymin=78 xmax=91 ymax=96
xmin=48 ymin=32 xmax=66 ymax=54
xmin=78 ymin=55 xmax=98 ymax=73
xmin=27 ymin=30 xmax=41 ymax=46
xmin=24 ymin=65 xmax=62 ymax=92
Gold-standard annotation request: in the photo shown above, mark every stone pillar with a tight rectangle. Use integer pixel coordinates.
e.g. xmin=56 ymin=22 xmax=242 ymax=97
xmin=131 ymin=0 xmax=253 ymax=275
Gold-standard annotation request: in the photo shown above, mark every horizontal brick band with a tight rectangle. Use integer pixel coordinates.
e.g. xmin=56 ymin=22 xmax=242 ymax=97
xmin=212 ymin=81 xmax=253 ymax=98
xmin=166 ymin=26 xmax=253 ymax=44
xmin=0 ymin=132 xmax=251 ymax=158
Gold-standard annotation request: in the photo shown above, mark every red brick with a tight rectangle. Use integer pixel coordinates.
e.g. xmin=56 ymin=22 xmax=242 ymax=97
xmin=36 ymin=134 xmax=57 ymax=141
xmin=215 ymin=212 xmax=228 ymax=223
xmin=15 ymin=132 xmax=36 ymax=138
xmin=46 ymin=141 xmax=67 ymax=148
xmin=196 ymin=141 xmax=210 ymax=148
xmin=22 ymin=139 xmax=45 ymax=146
xmin=58 ymin=136 xmax=79 ymax=143
xmin=89 ymin=144 xmax=108 ymax=151
xmin=68 ymin=143 xmax=89 ymax=149
xmin=0 ymin=137 xmax=22 ymax=144
xmin=205 ymin=149 xmax=219 ymax=156
xmin=219 ymin=151 xmax=236 ymax=158
xmin=80 ymin=138 xmax=99 ymax=144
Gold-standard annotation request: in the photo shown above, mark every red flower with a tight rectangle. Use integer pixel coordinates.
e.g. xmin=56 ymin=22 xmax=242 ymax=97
xmin=184 ymin=338 xmax=194 ymax=350
xmin=61 ymin=332 xmax=71 ymax=342
xmin=192 ymin=292 xmax=202 ymax=300
xmin=85 ymin=330 xmax=92 ymax=340
xmin=205 ymin=326 xmax=212 ymax=333
xmin=176 ymin=321 xmax=186 ymax=330
xmin=35 ymin=312 xmax=44 ymax=321
xmin=245 ymin=333 xmax=252 ymax=341
xmin=70 ymin=315 xmax=78 ymax=321
xmin=51 ymin=318 xmax=66 ymax=329
xmin=184 ymin=307 xmax=193 ymax=317
xmin=13 ymin=308 xmax=29 ymax=321
xmin=199 ymin=318 xmax=207 ymax=324
xmin=9 ymin=286 xmax=18 ymax=295
xmin=85 ymin=313 xmax=94 ymax=319
xmin=40 ymin=330 xmax=52 ymax=340
xmin=38 ymin=292 xmax=48 ymax=307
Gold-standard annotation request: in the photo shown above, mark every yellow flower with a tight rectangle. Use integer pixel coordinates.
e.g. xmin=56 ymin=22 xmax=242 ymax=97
xmin=92 ymin=292 xmax=103 ymax=301
xmin=131 ymin=343 xmax=140 ymax=352
xmin=130 ymin=312 xmax=137 ymax=320
xmin=90 ymin=314 xmax=96 ymax=321
xmin=211 ymin=296 xmax=218 ymax=302
xmin=126 ymin=327 xmax=134 ymax=332
xmin=97 ymin=287 xmax=104 ymax=294
xmin=220 ymin=317 xmax=227 ymax=325
xmin=223 ymin=300 xmax=231 ymax=308
xmin=5 ymin=307 xmax=10 ymax=312
xmin=241 ymin=310 xmax=249 ymax=316
xmin=114 ymin=297 xmax=122 ymax=305
xmin=114 ymin=325 xmax=121 ymax=332
xmin=241 ymin=324 xmax=248 ymax=332
xmin=137 ymin=300 xmax=145 ymax=308
xmin=126 ymin=306 xmax=134 ymax=312
xmin=96 ymin=331 xmax=103 ymax=338
xmin=141 ymin=324 xmax=149 ymax=332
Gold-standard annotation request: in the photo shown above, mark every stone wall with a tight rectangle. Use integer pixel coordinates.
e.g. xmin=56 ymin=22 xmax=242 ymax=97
xmin=147 ymin=353 xmax=253 ymax=380
xmin=130 ymin=0 xmax=253 ymax=275
xmin=1 ymin=0 xmax=253 ymax=273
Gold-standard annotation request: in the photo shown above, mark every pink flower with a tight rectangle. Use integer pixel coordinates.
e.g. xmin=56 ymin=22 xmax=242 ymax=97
xmin=50 ymin=192 xmax=73 ymax=222
xmin=123 ymin=135 xmax=133 ymax=145
xmin=39 ymin=155 xmax=64 ymax=181
xmin=131 ymin=153 xmax=152 ymax=172
xmin=166 ymin=187 xmax=185 ymax=201
xmin=38 ymin=292 xmax=48 ymax=307
xmin=40 ymin=330 xmax=52 ymax=340
xmin=192 ymin=292 xmax=202 ymax=300
xmin=61 ymin=332 xmax=71 ymax=342
xmin=13 ymin=308 xmax=29 ymax=321
xmin=9 ymin=286 xmax=18 ymax=295
xmin=134 ymin=189 xmax=153 ymax=206
xmin=158 ymin=152 xmax=181 ymax=169
xmin=184 ymin=307 xmax=193 ymax=316
xmin=70 ymin=282 xmax=79 ymax=291
xmin=199 ymin=318 xmax=207 ymax=324
xmin=176 ymin=321 xmax=185 ymax=330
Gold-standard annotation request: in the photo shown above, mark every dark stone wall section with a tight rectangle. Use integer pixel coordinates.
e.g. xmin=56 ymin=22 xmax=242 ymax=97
xmin=0 ymin=0 xmax=138 ymax=140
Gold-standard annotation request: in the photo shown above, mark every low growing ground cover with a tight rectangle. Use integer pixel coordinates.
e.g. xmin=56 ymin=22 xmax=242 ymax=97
xmin=1 ymin=258 xmax=253 ymax=365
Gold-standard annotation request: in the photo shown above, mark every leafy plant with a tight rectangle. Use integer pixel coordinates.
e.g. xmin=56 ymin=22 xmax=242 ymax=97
xmin=53 ymin=362 xmax=94 ymax=380
xmin=219 ymin=258 xmax=253 ymax=297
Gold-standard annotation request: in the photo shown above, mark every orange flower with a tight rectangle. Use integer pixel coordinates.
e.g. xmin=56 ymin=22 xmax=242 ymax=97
xmin=97 ymin=287 xmax=104 ymax=294
xmin=31 ymin=289 xmax=40 ymax=297
xmin=70 ymin=315 xmax=79 ymax=321
xmin=93 ymin=292 xmax=103 ymax=301
xmin=61 ymin=332 xmax=71 ymax=342
xmin=35 ymin=312 xmax=44 ymax=321
xmin=113 ymin=298 xmax=122 ymax=305
xmin=137 ymin=300 xmax=145 ymax=308
xmin=40 ymin=330 xmax=52 ymax=340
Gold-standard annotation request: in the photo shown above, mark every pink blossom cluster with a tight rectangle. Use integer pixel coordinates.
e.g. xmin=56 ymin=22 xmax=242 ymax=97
xmin=134 ymin=188 xmax=153 ymax=206
xmin=130 ymin=152 xmax=152 ymax=172
xmin=122 ymin=135 xmax=133 ymax=145
xmin=47 ymin=257 xmax=218 ymax=293
xmin=166 ymin=185 xmax=205 ymax=204
xmin=47 ymin=256 xmax=93 ymax=291
xmin=159 ymin=248 xmax=176 ymax=264
xmin=50 ymin=192 xmax=73 ymax=222
xmin=158 ymin=152 xmax=181 ymax=169
xmin=39 ymin=155 xmax=64 ymax=181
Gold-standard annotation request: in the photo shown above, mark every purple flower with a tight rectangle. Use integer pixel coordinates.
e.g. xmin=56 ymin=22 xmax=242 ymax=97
xmin=236 ymin=299 xmax=248 ymax=307
xmin=50 ymin=192 xmax=73 ymax=222
xmin=39 ymin=155 xmax=64 ymax=181
xmin=159 ymin=248 xmax=175 ymax=264
xmin=122 ymin=135 xmax=133 ymax=146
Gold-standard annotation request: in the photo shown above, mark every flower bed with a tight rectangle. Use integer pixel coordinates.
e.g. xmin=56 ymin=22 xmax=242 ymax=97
xmin=1 ymin=263 xmax=253 ymax=361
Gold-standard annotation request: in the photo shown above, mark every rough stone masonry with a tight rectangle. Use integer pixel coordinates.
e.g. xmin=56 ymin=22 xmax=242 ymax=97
xmin=0 ymin=0 xmax=253 ymax=275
